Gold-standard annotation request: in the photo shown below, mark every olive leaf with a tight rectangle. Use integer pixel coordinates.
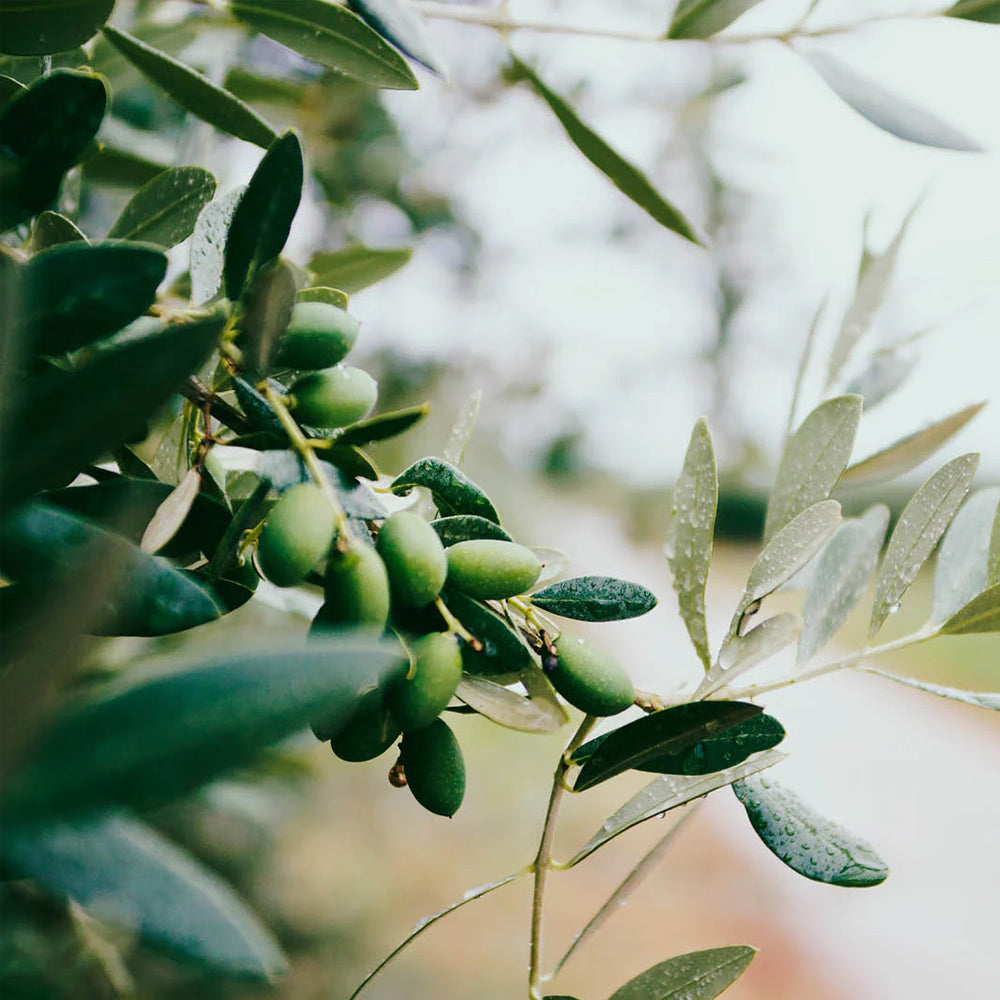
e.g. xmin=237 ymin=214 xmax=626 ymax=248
xmin=347 ymin=0 xmax=446 ymax=75
xmin=843 ymin=347 xmax=916 ymax=411
xmin=443 ymin=390 xmax=482 ymax=468
xmin=939 ymin=583 xmax=1000 ymax=634
xmin=870 ymin=453 xmax=980 ymax=638
xmin=100 ymin=26 xmax=277 ymax=149
xmin=0 ymin=0 xmax=114 ymax=56
xmin=697 ymin=613 xmax=801 ymax=698
xmin=763 ymin=395 xmax=861 ymax=543
xmin=337 ymin=404 xmax=430 ymax=447
xmin=511 ymin=56 xmax=702 ymax=247
xmin=733 ymin=775 xmax=889 ymax=887
xmin=866 ymin=669 xmax=1000 ymax=710
xmin=665 ymin=417 xmax=718 ymax=670
xmin=841 ymin=402 xmax=986 ymax=487
xmin=667 ymin=0 xmax=765 ymax=39
xmin=140 ymin=469 xmax=203 ymax=555
xmin=231 ymin=0 xmax=418 ymax=91
xmin=455 ymin=672 xmax=568 ymax=733
xmin=241 ymin=258 xmax=296 ymax=376
xmin=1 ymin=813 xmax=285 ymax=979
xmin=990 ymin=501 xmax=1000 ymax=587
xmin=445 ymin=590 xmax=535 ymax=677
xmin=391 ymin=457 xmax=500 ymax=522
xmin=608 ymin=946 xmax=756 ymax=1000
xmin=297 ymin=285 xmax=349 ymax=309
xmin=190 ymin=187 xmax=244 ymax=306
xmin=308 ymin=245 xmax=413 ymax=293
xmin=107 ymin=166 xmax=216 ymax=248
xmin=432 ymin=515 xmax=514 ymax=547
xmin=946 ymin=0 xmax=1000 ymax=21
xmin=530 ymin=576 xmax=657 ymax=623
xmin=28 ymin=210 xmax=87 ymax=251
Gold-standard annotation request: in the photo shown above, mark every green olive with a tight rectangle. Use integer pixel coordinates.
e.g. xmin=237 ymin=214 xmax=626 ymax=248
xmin=256 ymin=483 xmax=335 ymax=587
xmin=328 ymin=697 xmax=400 ymax=761
xmin=274 ymin=301 xmax=359 ymax=370
xmin=388 ymin=632 xmax=462 ymax=732
xmin=550 ymin=633 xmax=635 ymax=717
xmin=401 ymin=719 xmax=466 ymax=817
xmin=318 ymin=543 xmax=391 ymax=630
xmin=289 ymin=365 xmax=378 ymax=428
xmin=445 ymin=539 xmax=541 ymax=600
xmin=376 ymin=511 xmax=447 ymax=608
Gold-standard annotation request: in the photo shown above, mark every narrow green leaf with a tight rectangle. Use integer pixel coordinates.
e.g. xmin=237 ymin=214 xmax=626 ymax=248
xmin=443 ymin=389 xmax=481 ymax=467
xmin=231 ymin=0 xmax=418 ymax=90
xmin=698 ymin=613 xmax=801 ymax=698
xmin=431 ymin=514 xmax=513 ymax=547
xmin=100 ymin=25 xmax=277 ymax=149
xmin=764 ymin=395 xmax=861 ymax=542
xmin=665 ymin=417 xmax=718 ymax=669
xmin=2 ymin=813 xmax=285 ymax=978
xmin=81 ymin=144 xmax=167 ymax=189
xmin=1 ymin=636 xmax=406 ymax=820
xmin=841 ymin=402 xmax=986 ymax=486
xmin=573 ymin=702 xmax=761 ymax=792
xmin=0 ymin=503 xmax=221 ymax=636
xmin=931 ymin=488 xmax=1000 ymax=622
xmin=107 ymin=166 xmax=216 ymax=248
xmin=870 ymin=454 xmax=980 ymax=637
xmin=867 ymin=669 xmax=1000 ymax=709
xmin=530 ymin=546 xmax=570 ymax=588
xmin=242 ymin=258 xmax=296 ymax=376
xmin=336 ymin=403 xmax=429 ymax=447
xmin=512 ymin=57 xmax=702 ymax=246
xmin=190 ymin=187 xmax=244 ymax=305
xmin=530 ymin=576 xmax=657 ymax=623
xmin=455 ymin=672 xmax=568 ymax=733
xmin=733 ymin=775 xmax=889 ymax=887
xmin=0 ymin=0 xmax=114 ymax=56
xmin=1 ymin=316 xmax=223 ymax=509
xmin=391 ymin=456 xmax=500 ymax=522
xmin=667 ymin=0 xmax=764 ymax=39
xmin=608 ymin=945 xmax=756 ymax=1000
xmin=568 ymin=750 xmax=785 ymax=867
xmin=308 ymin=245 xmax=412 ymax=294
xmin=843 ymin=347 xmax=916 ymax=411
xmin=945 ymin=1 xmax=1000 ymax=23
xmin=444 ymin=590 xmax=535 ymax=678
xmin=297 ymin=285 xmax=349 ymax=309
xmin=223 ymin=131 xmax=303 ymax=301
xmin=140 ymin=468 xmax=203 ymax=555
xmin=347 ymin=0 xmax=446 ymax=74
xmin=0 ymin=74 xmax=26 ymax=102
xmin=939 ymin=583 xmax=1000 ymax=634
xmin=798 ymin=505 xmax=889 ymax=664
xmin=990 ymin=501 xmax=1000 ymax=586
xmin=90 ymin=16 xmax=203 ymax=92
xmin=28 ymin=211 xmax=87 ymax=251
xmin=804 ymin=50 xmax=981 ymax=151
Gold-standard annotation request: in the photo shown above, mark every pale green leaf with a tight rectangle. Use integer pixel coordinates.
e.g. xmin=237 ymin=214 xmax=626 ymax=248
xmin=443 ymin=390 xmax=481 ymax=467
xmin=867 ymin=670 xmax=1000 ymax=710
xmin=939 ymin=583 xmax=1000 ymax=634
xmin=931 ymin=488 xmax=1000 ymax=622
xmin=841 ymin=402 xmax=986 ymax=486
xmin=805 ymin=50 xmax=981 ymax=152
xmin=665 ymin=418 xmax=718 ymax=671
xmin=990 ymin=501 xmax=1000 ymax=586
xmin=190 ymin=187 xmax=244 ymax=306
xmin=764 ymin=395 xmax=861 ymax=542
xmin=108 ymin=166 xmax=216 ymax=248
xmin=608 ymin=946 xmax=756 ymax=1000
xmin=512 ymin=57 xmax=702 ymax=246
xmin=698 ymin=613 xmax=801 ymax=698
xmin=798 ymin=505 xmax=889 ymax=664
xmin=843 ymin=347 xmax=916 ymax=411
xmin=2 ymin=813 xmax=285 ymax=978
xmin=100 ymin=26 xmax=277 ymax=149
xmin=140 ymin=468 xmax=202 ymax=555
xmin=454 ymin=672 xmax=568 ymax=734
xmin=297 ymin=285 xmax=349 ymax=309
xmin=231 ymin=0 xmax=418 ymax=90
xmin=870 ymin=454 xmax=980 ymax=637
xmin=309 ymin=245 xmax=413 ymax=293
xmin=667 ymin=0 xmax=765 ymax=39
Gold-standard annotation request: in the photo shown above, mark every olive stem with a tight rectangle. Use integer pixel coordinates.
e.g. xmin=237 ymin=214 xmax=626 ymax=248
xmin=260 ymin=383 xmax=352 ymax=543
xmin=434 ymin=596 xmax=482 ymax=650
xmin=528 ymin=714 xmax=597 ymax=999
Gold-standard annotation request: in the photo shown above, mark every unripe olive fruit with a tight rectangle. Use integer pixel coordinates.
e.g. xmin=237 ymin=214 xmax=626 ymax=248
xmin=274 ymin=301 xmax=359 ymax=370
xmin=376 ymin=511 xmax=447 ymax=608
xmin=256 ymin=483 xmax=335 ymax=587
xmin=446 ymin=539 xmax=541 ymax=600
xmin=401 ymin=718 xmax=466 ymax=817
xmin=320 ymin=543 xmax=391 ymax=629
xmin=328 ymin=698 xmax=400 ymax=761
xmin=289 ymin=365 xmax=378 ymax=429
xmin=388 ymin=632 xmax=462 ymax=732
xmin=550 ymin=633 xmax=635 ymax=717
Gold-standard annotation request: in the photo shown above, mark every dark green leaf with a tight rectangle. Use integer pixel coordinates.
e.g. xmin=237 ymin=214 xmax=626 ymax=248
xmin=81 ymin=144 xmax=167 ymax=189
xmin=667 ymin=1 xmax=764 ymax=39
xmin=573 ymin=702 xmax=762 ymax=792
xmin=0 ymin=503 xmax=222 ymax=636
xmin=2 ymin=813 xmax=285 ymax=978
xmin=324 ymin=445 xmax=380 ymax=481
xmin=608 ymin=946 xmax=756 ymax=1000
xmin=27 ymin=211 xmax=87 ymax=251
xmin=0 ymin=70 xmax=106 ymax=231
xmin=308 ymin=245 xmax=412 ymax=294
xmin=1 ymin=315 xmax=224 ymax=509
xmin=241 ymin=258 xmax=296 ymax=376
xmin=223 ymin=131 xmax=303 ymax=301
xmin=432 ymin=514 xmax=513 ymax=547
xmin=89 ymin=16 xmax=204 ymax=92
xmin=939 ymin=582 xmax=1000 ymax=634
xmin=231 ymin=0 xmax=418 ymax=90
xmin=867 ymin=669 xmax=1000 ymax=709
xmin=391 ymin=456 xmax=499 ymax=522
xmin=323 ymin=463 xmax=388 ymax=520
xmin=107 ymin=166 xmax=216 ymax=248
xmin=733 ymin=775 xmax=889 ymax=887
xmin=0 ymin=0 xmax=114 ymax=56
xmin=455 ymin=672 xmax=568 ymax=733
xmin=233 ymin=377 xmax=285 ymax=434
xmin=100 ymin=25 xmax=277 ymax=149
xmin=297 ymin=285 xmax=349 ymax=309
xmin=445 ymin=590 xmax=535 ymax=678
xmin=21 ymin=241 xmax=167 ymax=355
xmin=946 ymin=0 xmax=1000 ymax=21
xmin=347 ymin=0 xmax=445 ymax=74
xmin=0 ymin=74 xmax=26 ymax=102
xmin=531 ymin=575 xmax=657 ymax=623
xmin=190 ymin=187 xmax=244 ymax=305
xmin=804 ymin=50 xmax=981 ymax=151
xmin=512 ymin=57 xmax=702 ymax=246
xmin=336 ymin=403 xmax=429 ymax=446
xmin=932 ymin=488 xmax=999 ymax=622
xmin=1 ymin=636 xmax=406 ymax=820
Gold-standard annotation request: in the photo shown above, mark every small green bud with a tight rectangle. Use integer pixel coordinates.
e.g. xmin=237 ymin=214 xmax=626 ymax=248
xmin=289 ymin=365 xmax=378 ymax=428
xmin=377 ymin=511 xmax=447 ymax=608
xmin=256 ymin=483 xmax=334 ymax=587
xmin=401 ymin=719 xmax=466 ymax=817
xmin=388 ymin=632 xmax=462 ymax=732
xmin=550 ymin=633 xmax=635 ymax=717
xmin=445 ymin=539 xmax=541 ymax=600
xmin=274 ymin=301 xmax=359 ymax=370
